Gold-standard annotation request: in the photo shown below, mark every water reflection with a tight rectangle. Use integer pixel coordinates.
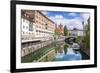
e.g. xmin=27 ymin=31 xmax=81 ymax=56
xmin=54 ymin=44 xmax=81 ymax=61
xmin=22 ymin=42 xmax=87 ymax=63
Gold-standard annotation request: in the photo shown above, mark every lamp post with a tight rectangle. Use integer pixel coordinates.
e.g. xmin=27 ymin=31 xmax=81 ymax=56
xmin=82 ymin=21 xmax=84 ymax=36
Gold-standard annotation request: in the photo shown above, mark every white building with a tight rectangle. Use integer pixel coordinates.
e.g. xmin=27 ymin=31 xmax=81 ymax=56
xmin=68 ymin=28 xmax=84 ymax=37
xmin=21 ymin=10 xmax=55 ymax=42
xmin=21 ymin=10 xmax=55 ymax=57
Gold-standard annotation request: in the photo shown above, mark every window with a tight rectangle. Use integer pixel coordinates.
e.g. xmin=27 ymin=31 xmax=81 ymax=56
xmin=46 ymin=27 xmax=47 ymax=29
xmin=26 ymin=26 xmax=28 ymax=29
xmin=29 ymin=22 xmax=33 ymax=31
xmin=23 ymin=18 xmax=25 ymax=22
xmin=26 ymin=20 xmax=29 ymax=23
xmin=36 ymin=20 xmax=38 ymax=23
xmin=45 ymin=24 xmax=48 ymax=29
xmin=23 ymin=25 xmax=25 ymax=29
xmin=23 ymin=31 xmax=24 ymax=34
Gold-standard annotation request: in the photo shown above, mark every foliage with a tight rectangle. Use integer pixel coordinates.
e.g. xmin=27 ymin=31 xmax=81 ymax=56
xmin=55 ymin=28 xmax=62 ymax=35
xmin=77 ymin=19 xmax=90 ymax=49
xmin=64 ymin=26 xmax=68 ymax=36
xmin=82 ymin=24 xmax=90 ymax=49
xmin=76 ymin=36 xmax=83 ymax=44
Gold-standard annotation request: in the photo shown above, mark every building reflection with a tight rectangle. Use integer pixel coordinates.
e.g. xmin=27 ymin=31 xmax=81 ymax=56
xmin=21 ymin=43 xmax=82 ymax=62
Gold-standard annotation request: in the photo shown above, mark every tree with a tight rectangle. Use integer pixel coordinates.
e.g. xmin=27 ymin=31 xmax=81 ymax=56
xmin=82 ymin=18 xmax=90 ymax=49
xmin=77 ymin=18 xmax=90 ymax=50
xmin=84 ymin=24 xmax=90 ymax=48
xmin=64 ymin=26 xmax=68 ymax=36
xmin=55 ymin=28 xmax=61 ymax=35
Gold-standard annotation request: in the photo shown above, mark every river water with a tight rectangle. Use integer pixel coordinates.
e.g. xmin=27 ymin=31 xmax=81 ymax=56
xmin=21 ymin=42 xmax=89 ymax=63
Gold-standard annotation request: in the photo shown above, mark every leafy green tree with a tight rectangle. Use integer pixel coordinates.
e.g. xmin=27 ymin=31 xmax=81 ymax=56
xmin=82 ymin=18 xmax=90 ymax=49
xmin=83 ymin=23 xmax=90 ymax=48
xmin=77 ymin=18 xmax=90 ymax=50
xmin=64 ymin=26 xmax=68 ymax=36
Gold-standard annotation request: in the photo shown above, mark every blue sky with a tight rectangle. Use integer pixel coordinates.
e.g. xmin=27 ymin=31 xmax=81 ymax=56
xmin=42 ymin=11 xmax=90 ymax=30
xmin=43 ymin=11 xmax=81 ymax=19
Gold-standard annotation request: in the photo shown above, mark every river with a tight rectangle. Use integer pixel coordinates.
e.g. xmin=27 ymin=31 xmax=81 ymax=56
xmin=21 ymin=41 xmax=89 ymax=63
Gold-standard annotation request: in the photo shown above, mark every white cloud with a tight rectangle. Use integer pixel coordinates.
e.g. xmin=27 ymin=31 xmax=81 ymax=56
xmin=49 ymin=15 xmax=83 ymax=30
xmin=80 ymin=13 xmax=90 ymax=25
xmin=68 ymin=13 xmax=77 ymax=17
xmin=67 ymin=18 xmax=83 ymax=30
xmin=41 ymin=11 xmax=48 ymax=15
xmin=81 ymin=13 xmax=90 ymax=21
xmin=55 ymin=15 xmax=63 ymax=19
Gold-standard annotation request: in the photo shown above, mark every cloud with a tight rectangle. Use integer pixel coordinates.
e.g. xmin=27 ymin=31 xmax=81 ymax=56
xmin=55 ymin=15 xmax=63 ymax=19
xmin=49 ymin=15 xmax=83 ymax=30
xmin=49 ymin=15 xmax=69 ymax=26
xmin=67 ymin=18 xmax=83 ymax=30
xmin=41 ymin=11 xmax=89 ymax=30
xmin=81 ymin=13 xmax=90 ymax=21
xmin=80 ymin=13 xmax=90 ymax=25
xmin=41 ymin=11 xmax=48 ymax=15
xmin=68 ymin=13 xmax=77 ymax=17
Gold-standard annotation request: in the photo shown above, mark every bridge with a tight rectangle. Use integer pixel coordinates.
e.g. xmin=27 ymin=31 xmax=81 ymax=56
xmin=65 ymin=35 xmax=77 ymax=39
xmin=64 ymin=35 xmax=78 ymax=44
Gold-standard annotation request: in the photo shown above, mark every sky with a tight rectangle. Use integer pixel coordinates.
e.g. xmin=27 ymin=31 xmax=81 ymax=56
xmin=41 ymin=11 xmax=90 ymax=30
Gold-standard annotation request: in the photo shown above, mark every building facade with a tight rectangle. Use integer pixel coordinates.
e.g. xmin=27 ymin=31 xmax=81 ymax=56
xmin=68 ymin=28 xmax=84 ymax=37
xmin=21 ymin=10 xmax=55 ymax=42
xmin=21 ymin=10 xmax=55 ymax=57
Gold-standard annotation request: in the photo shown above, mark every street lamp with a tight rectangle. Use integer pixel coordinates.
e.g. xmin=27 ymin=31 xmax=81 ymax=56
xmin=82 ymin=21 xmax=84 ymax=36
